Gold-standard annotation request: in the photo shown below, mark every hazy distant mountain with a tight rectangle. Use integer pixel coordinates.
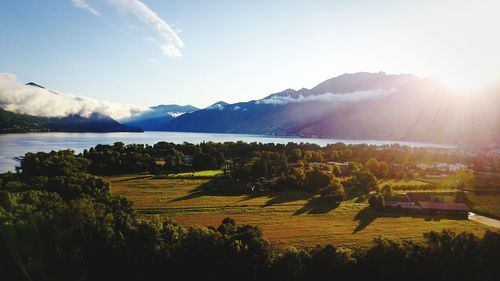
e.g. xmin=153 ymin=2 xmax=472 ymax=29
xmin=162 ymin=72 xmax=500 ymax=145
xmin=122 ymin=104 xmax=198 ymax=130
xmin=0 ymin=79 xmax=145 ymax=133
xmin=0 ymin=108 xmax=142 ymax=133
xmin=162 ymin=72 xmax=418 ymax=134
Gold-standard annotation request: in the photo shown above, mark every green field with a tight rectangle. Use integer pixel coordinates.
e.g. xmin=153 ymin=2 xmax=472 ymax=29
xmin=468 ymin=193 xmax=500 ymax=218
xmin=159 ymin=169 xmax=225 ymax=178
xmin=378 ymin=179 xmax=442 ymax=192
xmin=109 ymin=174 xmax=496 ymax=247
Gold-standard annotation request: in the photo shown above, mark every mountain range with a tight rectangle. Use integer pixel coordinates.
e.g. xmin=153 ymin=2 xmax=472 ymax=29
xmin=122 ymin=104 xmax=198 ymax=130
xmin=161 ymin=72 xmax=499 ymax=145
xmin=1 ymin=72 xmax=499 ymax=144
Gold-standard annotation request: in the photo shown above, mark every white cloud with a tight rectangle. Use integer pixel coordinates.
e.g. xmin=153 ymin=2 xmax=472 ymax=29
xmin=70 ymin=0 xmax=183 ymax=58
xmin=168 ymin=112 xmax=185 ymax=118
xmin=71 ymin=0 xmax=100 ymax=16
xmin=206 ymin=103 xmax=225 ymax=110
xmin=109 ymin=0 xmax=184 ymax=58
xmin=0 ymin=73 xmax=150 ymax=120
xmin=256 ymin=89 xmax=398 ymax=105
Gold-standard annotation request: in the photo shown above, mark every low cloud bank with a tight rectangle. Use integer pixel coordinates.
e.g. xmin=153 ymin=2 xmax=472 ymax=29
xmin=256 ymin=89 xmax=398 ymax=105
xmin=0 ymin=73 xmax=150 ymax=120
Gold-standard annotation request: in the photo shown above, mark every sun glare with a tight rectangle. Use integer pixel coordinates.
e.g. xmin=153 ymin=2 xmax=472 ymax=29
xmin=436 ymin=71 xmax=494 ymax=95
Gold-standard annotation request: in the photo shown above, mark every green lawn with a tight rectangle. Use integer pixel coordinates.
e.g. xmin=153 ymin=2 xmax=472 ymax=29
xmin=378 ymin=179 xmax=433 ymax=189
xmin=159 ymin=170 xmax=225 ymax=178
xmin=108 ymin=174 xmax=496 ymax=248
xmin=416 ymin=176 xmax=454 ymax=187
xmin=468 ymin=193 xmax=500 ymax=218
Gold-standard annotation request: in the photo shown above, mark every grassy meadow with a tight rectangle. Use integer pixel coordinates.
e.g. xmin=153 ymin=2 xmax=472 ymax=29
xmin=155 ymin=169 xmax=225 ymax=178
xmin=109 ymin=174 xmax=496 ymax=248
xmin=468 ymin=193 xmax=500 ymax=218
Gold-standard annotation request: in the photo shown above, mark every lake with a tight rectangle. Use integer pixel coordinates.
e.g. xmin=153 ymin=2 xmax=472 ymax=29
xmin=0 ymin=132 xmax=454 ymax=173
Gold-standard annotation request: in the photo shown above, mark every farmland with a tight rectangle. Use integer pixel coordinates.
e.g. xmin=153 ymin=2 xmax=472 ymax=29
xmin=109 ymin=174 xmax=496 ymax=248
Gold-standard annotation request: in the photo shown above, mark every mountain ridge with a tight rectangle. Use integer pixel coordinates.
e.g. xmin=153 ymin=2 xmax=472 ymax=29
xmin=158 ymin=72 xmax=500 ymax=145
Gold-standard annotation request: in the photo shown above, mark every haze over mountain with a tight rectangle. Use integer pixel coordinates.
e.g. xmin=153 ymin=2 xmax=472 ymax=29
xmin=1 ymin=71 xmax=499 ymax=144
xmin=162 ymin=72 xmax=500 ymax=145
xmin=122 ymin=104 xmax=198 ymax=131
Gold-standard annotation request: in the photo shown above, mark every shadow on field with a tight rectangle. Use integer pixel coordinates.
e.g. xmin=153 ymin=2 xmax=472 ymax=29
xmin=236 ymin=190 xmax=313 ymax=207
xmin=168 ymin=181 xmax=211 ymax=202
xmin=353 ymin=208 xmax=377 ymax=233
xmin=293 ymin=196 xmax=340 ymax=215
xmin=263 ymin=192 xmax=312 ymax=207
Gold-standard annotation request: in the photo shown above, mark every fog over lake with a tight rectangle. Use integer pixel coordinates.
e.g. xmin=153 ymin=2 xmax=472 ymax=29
xmin=0 ymin=132 xmax=454 ymax=173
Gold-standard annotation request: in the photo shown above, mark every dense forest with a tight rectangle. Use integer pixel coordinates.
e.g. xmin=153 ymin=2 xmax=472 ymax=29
xmin=0 ymin=149 xmax=499 ymax=280
xmin=80 ymin=140 xmax=498 ymax=196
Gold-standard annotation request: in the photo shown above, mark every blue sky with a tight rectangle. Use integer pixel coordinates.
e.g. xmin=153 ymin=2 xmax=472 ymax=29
xmin=1 ymin=0 xmax=498 ymax=108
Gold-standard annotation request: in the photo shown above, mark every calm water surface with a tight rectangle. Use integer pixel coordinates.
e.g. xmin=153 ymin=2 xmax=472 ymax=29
xmin=0 ymin=132 xmax=454 ymax=173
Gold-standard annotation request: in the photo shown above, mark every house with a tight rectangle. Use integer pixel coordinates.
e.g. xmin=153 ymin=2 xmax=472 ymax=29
xmin=327 ymin=161 xmax=349 ymax=172
xmin=311 ymin=162 xmax=328 ymax=168
xmin=384 ymin=200 xmax=422 ymax=213
xmin=328 ymin=161 xmax=349 ymax=167
xmin=416 ymin=162 xmax=468 ymax=172
xmin=417 ymin=202 xmax=470 ymax=216
xmin=383 ymin=197 xmax=470 ymax=217
xmin=182 ymin=155 xmax=193 ymax=164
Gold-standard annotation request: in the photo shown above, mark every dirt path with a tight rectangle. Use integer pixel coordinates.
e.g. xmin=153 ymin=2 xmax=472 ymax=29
xmin=468 ymin=212 xmax=500 ymax=228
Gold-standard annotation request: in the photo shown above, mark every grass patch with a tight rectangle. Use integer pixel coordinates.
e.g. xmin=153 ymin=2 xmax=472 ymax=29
xmin=152 ymin=170 xmax=225 ymax=179
xmin=378 ymin=179 xmax=435 ymax=190
xmin=379 ymin=179 xmax=429 ymax=187
xmin=109 ymin=174 xmax=496 ymax=247
xmin=173 ymin=170 xmax=224 ymax=177
xmin=468 ymin=192 xmax=500 ymax=218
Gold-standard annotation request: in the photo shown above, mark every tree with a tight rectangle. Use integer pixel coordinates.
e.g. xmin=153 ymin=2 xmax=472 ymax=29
xmin=368 ymin=194 xmax=385 ymax=210
xmin=365 ymin=158 xmax=380 ymax=176
xmin=311 ymin=151 xmax=325 ymax=163
xmin=344 ymin=170 xmax=378 ymax=193
xmin=20 ymin=150 xmax=90 ymax=177
xmin=320 ymin=178 xmax=346 ymax=202
xmin=380 ymin=184 xmax=394 ymax=197
xmin=451 ymin=168 xmax=475 ymax=191
xmin=365 ymin=158 xmax=389 ymax=179
xmin=343 ymin=162 xmax=363 ymax=176
xmin=192 ymin=153 xmax=217 ymax=170
xmin=331 ymin=164 xmax=342 ymax=177
xmin=305 ymin=168 xmax=332 ymax=192
xmin=289 ymin=149 xmax=302 ymax=162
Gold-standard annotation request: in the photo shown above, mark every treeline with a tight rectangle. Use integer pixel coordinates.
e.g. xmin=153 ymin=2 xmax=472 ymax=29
xmin=1 ymin=150 xmax=500 ymax=280
xmin=19 ymin=141 xmax=486 ymax=203
xmin=77 ymin=141 xmax=475 ymax=175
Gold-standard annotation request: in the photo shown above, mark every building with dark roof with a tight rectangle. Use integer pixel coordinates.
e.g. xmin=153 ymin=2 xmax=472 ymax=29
xmin=383 ymin=198 xmax=470 ymax=217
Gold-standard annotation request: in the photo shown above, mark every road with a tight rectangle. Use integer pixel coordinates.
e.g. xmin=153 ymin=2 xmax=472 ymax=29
xmin=468 ymin=212 xmax=500 ymax=228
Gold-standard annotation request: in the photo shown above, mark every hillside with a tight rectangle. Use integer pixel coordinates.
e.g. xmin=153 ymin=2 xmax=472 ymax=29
xmin=0 ymin=107 xmax=51 ymax=133
xmin=0 ymin=108 xmax=142 ymax=133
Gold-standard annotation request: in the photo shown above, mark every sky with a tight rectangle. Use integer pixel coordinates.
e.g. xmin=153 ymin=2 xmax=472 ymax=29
xmin=0 ymin=0 xmax=499 ymax=108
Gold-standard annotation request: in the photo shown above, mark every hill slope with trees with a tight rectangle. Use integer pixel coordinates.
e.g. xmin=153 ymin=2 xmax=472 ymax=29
xmin=0 ymin=108 xmax=142 ymax=133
